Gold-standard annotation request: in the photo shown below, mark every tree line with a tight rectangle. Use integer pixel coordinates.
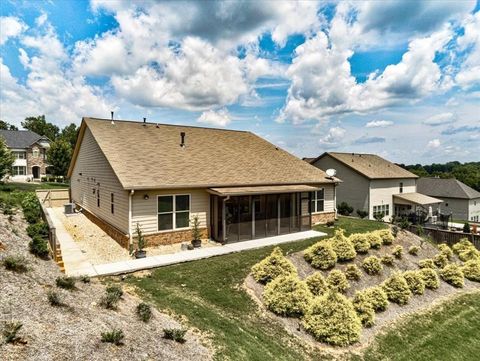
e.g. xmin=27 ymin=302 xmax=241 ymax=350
xmin=398 ymin=161 xmax=480 ymax=191
xmin=0 ymin=116 xmax=78 ymax=178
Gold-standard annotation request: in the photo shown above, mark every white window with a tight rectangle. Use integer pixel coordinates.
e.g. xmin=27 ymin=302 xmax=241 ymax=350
xmin=310 ymin=189 xmax=325 ymax=213
xmin=32 ymin=148 xmax=39 ymax=157
xmin=12 ymin=166 xmax=26 ymax=175
xmin=373 ymin=204 xmax=389 ymax=216
xmin=158 ymin=195 xmax=190 ymax=231
xmin=13 ymin=151 xmax=26 ymax=159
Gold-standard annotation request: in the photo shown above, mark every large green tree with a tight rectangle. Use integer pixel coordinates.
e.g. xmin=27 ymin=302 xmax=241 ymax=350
xmin=47 ymin=139 xmax=72 ymax=177
xmin=60 ymin=123 xmax=79 ymax=149
xmin=0 ymin=137 xmax=15 ymax=180
xmin=22 ymin=115 xmax=59 ymax=140
xmin=0 ymin=120 xmax=18 ymax=130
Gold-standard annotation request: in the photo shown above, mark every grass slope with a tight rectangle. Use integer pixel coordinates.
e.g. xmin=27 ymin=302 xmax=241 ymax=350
xmin=127 ymin=217 xmax=386 ymax=361
xmin=361 ymin=291 xmax=480 ymax=361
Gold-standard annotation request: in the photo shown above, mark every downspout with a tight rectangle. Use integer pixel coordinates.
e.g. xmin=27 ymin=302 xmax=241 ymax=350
xmin=222 ymin=195 xmax=230 ymax=244
xmin=128 ymin=189 xmax=135 ymax=250
xmin=334 ymin=182 xmax=338 ymax=220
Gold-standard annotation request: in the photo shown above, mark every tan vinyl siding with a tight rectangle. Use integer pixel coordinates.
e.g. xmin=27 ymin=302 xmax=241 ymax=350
xmin=311 ymin=183 xmax=335 ymax=214
xmin=131 ymin=188 xmax=210 ymax=235
xmin=70 ymin=127 xmax=129 ymax=233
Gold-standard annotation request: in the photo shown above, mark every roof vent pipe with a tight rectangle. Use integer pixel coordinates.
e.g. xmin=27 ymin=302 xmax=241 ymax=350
xmin=143 ymin=117 xmax=146 ymax=126
xmin=180 ymin=132 xmax=186 ymax=147
xmin=111 ymin=111 xmax=114 ymax=125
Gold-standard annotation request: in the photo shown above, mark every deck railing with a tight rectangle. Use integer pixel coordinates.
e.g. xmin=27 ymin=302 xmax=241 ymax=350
xmin=408 ymin=225 xmax=480 ymax=250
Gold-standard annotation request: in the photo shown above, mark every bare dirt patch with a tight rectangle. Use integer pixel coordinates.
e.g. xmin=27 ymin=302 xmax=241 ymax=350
xmin=0 ymin=212 xmax=212 ymax=361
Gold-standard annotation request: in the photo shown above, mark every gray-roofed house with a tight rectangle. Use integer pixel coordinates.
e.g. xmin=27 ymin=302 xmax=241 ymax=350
xmin=308 ymin=152 xmax=442 ymax=221
xmin=0 ymin=129 xmax=50 ymax=181
xmin=417 ymin=178 xmax=480 ymax=222
xmin=67 ymin=117 xmax=341 ymax=248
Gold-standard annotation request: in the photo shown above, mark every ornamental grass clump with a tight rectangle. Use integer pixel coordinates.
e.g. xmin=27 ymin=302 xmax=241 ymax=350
xmin=345 ymin=264 xmax=362 ymax=281
xmin=349 ymin=233 xmax=370 ymax=254
xmin=418 ymin=258 xmax=436 ymax=269
xmin=375 ymin=229 xmax=395 ymax=245
xmin=263 ymin=275 xmax=312 ymax=317
xmin=3 ymin=256 xmax=28 ymax=273
xmin=362 ymin=256 xmax=383 ymax=275
xmin=305 ymin=272 xmax=328 ymax=296
xmin=419 ymin=268 xmax=440 ymax=289
xmin=366 ymin=232 xmax=383 ymax=249
xmin=303 ymin=241 xmax=337 ymax=270
xmin=136 ymin=302 xmax=153 ymax=322
xmin=392 ymin=245 xmax=403 ymax=259
xmin=402 ymin=271 xmax=426 ymax=295
xmin=438 ymin=244 xmax=453 ymax=260
xmin=251 ymin=247 xmax=297 ymax=284
xmin=56 ymin=276 xmax=76 ymax=290
xmin=433 ymin=253 xmax=449 ymax=268
xmin=381 ymin=255 xmax=395 ymax=267
xmin=352 ymin=291 xmax=375 ymax=327
xmin=363 ymin=286 xmax=389 ymax=312
xmin=462 ymin=260 xmax=480 ymax=282
xmin=302 ymin=291 xmax=362 ymax=346
xmin=408 ymin=246 xmax=420 ymax=256
xmin=440 ymin=264 xmax=464 ymax=288
xmin=331 ymin=229 xmax=356 ymax=261
xmin=382 ymin=273 xmax=412 ymax=305
xmin=326 ymin=270 xmax=349 ymax=293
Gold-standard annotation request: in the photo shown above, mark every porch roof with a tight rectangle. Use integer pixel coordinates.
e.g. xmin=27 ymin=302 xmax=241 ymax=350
xmin=207 ymin=184 xmax=323 ymax=196
xmin=393 ymin=192 xmax=443 ymax=206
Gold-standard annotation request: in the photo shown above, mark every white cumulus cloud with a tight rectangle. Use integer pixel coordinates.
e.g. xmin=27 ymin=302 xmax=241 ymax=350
xmin=197 ymin=108 xmax=231 ymax=127
xmin=427 ymin=138 xmax=441 ymax=148
xmin=0 ymin=16 xmax=28 ymax=45
xmin=423 ymin=112 xmax=456 ymax=126
xmin=366 ymin=120 xmax=394 ymax=128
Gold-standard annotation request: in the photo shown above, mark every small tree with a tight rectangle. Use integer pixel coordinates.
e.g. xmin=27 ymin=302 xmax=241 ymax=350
xmin=337 ymin=202 xmax=353 ymax=216
xmin=0 ymin=137 xmax=15 ymax=180
xmin=136 ymin=223 xmax=146 ymax=251
xmin=47 ymin=139 xmax=72 ymax=177
xmin=191 ymin=215 xmax=201 ymax=241
xmin=463 ymin=222 xmax=471 ymax=234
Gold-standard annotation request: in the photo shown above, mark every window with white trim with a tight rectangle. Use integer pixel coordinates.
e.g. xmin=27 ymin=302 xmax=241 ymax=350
xmin=32 ymin=148 xmax=39 ymax=158
xmin=13 ymin=151 xmax=26 ymax=159
xmin=310 ymin=189 xmax=325 ymax=213
xmin=158 ymin=195 xmax=190 ymax=231
xmin=12 ymin=166 xmax=26 ymax=175
xmin=373 ymin=204 xmax=389 ymax=216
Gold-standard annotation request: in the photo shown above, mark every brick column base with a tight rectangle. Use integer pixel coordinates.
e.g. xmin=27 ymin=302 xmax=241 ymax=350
xmin=143 ymin=228 xmax=209 ymax=246
xmin=312 ymin=212 xmax=335 ymax=225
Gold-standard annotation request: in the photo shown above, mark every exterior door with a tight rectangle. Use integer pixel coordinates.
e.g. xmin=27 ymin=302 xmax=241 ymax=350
xmin=32 ymin=166 xmax=40 ymax=179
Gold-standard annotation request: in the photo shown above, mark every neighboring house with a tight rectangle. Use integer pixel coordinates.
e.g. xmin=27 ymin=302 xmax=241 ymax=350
xmin=308 ymin=152 xmax=442 ymax=221
xmin=67 ymin=117 xmax=340 ymax=248
xmin=417 ymin=178 xmax=480 ymax=222
xmin=0 ymin=129 xmax=50 ymax=181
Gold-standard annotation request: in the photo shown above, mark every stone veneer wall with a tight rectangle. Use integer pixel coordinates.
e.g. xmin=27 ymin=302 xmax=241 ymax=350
xmin=143 ymin=228 xmax=209 ymax=246
xmin=311 ymin=212 xmax=335 ymax=225
xmin=26 ymin=146 xmax=48 ymax=176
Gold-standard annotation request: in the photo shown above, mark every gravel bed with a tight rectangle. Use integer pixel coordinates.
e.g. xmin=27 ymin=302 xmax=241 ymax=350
xmin=0 ymin=211 xmax=212 ymax=361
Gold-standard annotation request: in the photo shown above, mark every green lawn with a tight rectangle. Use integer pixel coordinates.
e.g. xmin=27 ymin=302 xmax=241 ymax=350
xmin=126 ymin=216 xmax=386 ymax=361
xmin=314 ymin=216 xmax=388 ymax=237
xmin=0 ymin=181 xmax=69 ymax=207
xmin=361 ymin=291 xmax=480 ymax=361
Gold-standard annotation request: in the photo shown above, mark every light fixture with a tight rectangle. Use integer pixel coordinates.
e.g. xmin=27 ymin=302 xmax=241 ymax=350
xmin=144 ymin=194 xmax=149 ymax=200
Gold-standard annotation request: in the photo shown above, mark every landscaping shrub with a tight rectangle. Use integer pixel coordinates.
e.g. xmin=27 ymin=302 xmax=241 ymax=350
xmin=403 ymin=271 xmax=426 ymax=295
xmin=304 ymin=241 xmax=337 ymax=270
xmin=345 ymin=264 xmax=362 ymax=281
xmin=29 ymin=235 xmax=49 ymax=259
xmin=21 ymin=193 xmax=41 ymax=224
xmin=366 ymin=232 xmax=382 ymax=249
xmin=438 ymin=244 xmax=453 ymax=260
xmin=375 ymin=229 xmax=395 ymax=245
xmin=106 ymin=285 xmax=123 ymax=299
xmin=302 ymin=291 xmax=361 ymax=346
xmin=433 ymin=253 xmax=449 ymax=268
xmin=392 ymin=245 xmax=403 ymax=259
xmin=381 ymin=255 xmax=395 ymax=267
xmin=163 ymin=328 xmax=187 ymax=343
xmin=101 ymin=329 xmax=124 ymax=345
xmin=463 ymin=222 xmax=471 ymax=233
xmin=305 ymin=272 xmax=328 ymax=296
xmin=136 ymin=302 xmax=153 ymax=322
xmin=337 ymin=202 xmax=354 ymax=216
xmin=391 ymin=225 xmax=399 ymax=238
xmin=326 ymin=270 xmax=349 ymax=293
xmin=419 ymin=268 xmax=440 ymax=289
xmin=356 ymin=210 xmax=368 ymax=219
xmin=352 ymin=291 xmax=375 ymax=327
xmin=452 ymin=239 xmax=474 ymax=254
xmin=362 ymin=256 xmax=383 ymax=275
xmin=3 ymin=321 xmax=23 ymax=344
xmin=363 ymin=286 xmax=389 ymax=312
xmin=382 ymin=273 xmax=412 ymax=305
xmin=47 ymin=291 xmax=63 ymax=307
xmin=440 ymin=264 xmax=464 ymax=288
xmin=418 ymin=258 xmax=436 ymax=269
xmin=462 ymin=260 xmax=480 ymax=282
xmin=408 ymin=246 xmax=420 ymax=256
xmin=349 ymin=233 xmax=370 ymax=254
xmin=3 ymin=256 xmax=27 ymax=273
xmin=263 ymin=275 xmax=312 ymax=317
xmin=331 ymin=229 xmax=356 ymax=261
xmin=80 ymin=275 xmax=91 ymax=283
xmin=26 ymin=222 xmax=49 ymax=239
xmin=252 ymin=247 xmax=297 ymax=284
xmin=100 ymin=291 xmax=121 ymax=310
xmin=326 ymin=220 xmax=335 ymax=227
xmin=458 ymin=248 xmax=480 ymax=262
xmin=56 ymin=276 xmax=76 ymax=290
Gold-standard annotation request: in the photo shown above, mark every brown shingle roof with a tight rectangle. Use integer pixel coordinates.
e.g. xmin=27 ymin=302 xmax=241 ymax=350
xmin=315 ymin=152 xmax=418 ymax=179
xmin=69 ymin=117 xmax=338 ymax=190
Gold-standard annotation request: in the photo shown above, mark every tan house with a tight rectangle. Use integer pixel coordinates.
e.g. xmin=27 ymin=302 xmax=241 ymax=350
xmin=67 ymin=117 xmax=340 ymax=248
xmin=308 ymin=152 xmax=442 ymax=221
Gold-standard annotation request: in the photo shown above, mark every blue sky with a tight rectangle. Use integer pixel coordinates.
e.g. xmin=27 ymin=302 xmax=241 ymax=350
xmin=1 ymin=0 xmax=479 ymax=164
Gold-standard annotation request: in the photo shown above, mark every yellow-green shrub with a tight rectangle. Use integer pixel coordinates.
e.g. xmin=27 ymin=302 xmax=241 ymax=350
xmin=263 ymin=275 xmax=312 ymax=317
xmin=304 ymin=241 xmax=337 ymax=270
xmin=419 ymin=268 xmax=440 ymax=289
xmin=305 ymin=272 xmax=328 ymax=296
xmin=352 ymin=291 xmax=375 ymax=327
xmin=452 ymin=239 xmax=474 ymax=254
xmin=381 ymin=255 xmax=395 ymax=266
xmin=375 ymin=229 xmax=395 ymax=245
xmin=362 ymin=256 xmax=383 ymax=275
xmin=302 ymin=291 xmax=362 ymax=346
xmin=458 ymin=248 xmax=480 ymax=262
xmin=408 ymin=246 xmax=419 ymax=256
xmin=366 ymin=232 xmax=383 ymax=249
xmin=363 ymin=286 xmax=389 ymax=312
xmin=349 ymin=233 xmax=370 ymax=253
xmin=382 ymin=273 xmax=412 ymax=305
xmin=438 ymin=244 xmax=453 ymax=260
xmin=392 ymin=245 xmax=403 ymax=259
xmin=345 ymin=264 xmax=362 ymax=281
xmin=251 ymin=247 xmax=297 ymax=284
xmin=326 ymin=270 xmax=349 ymax=293
xmin=402 ymin=270 xmax=425 ymax=295
xmin=332 ymin=229 xmax=356 ymax=261
xmin=433 ymin=253 xmax=449 ymax=268
xmin=461 ymin=260 xmax=480 ymax=282
xmin=440 ymin=264 xmax=464 ymax=288
xmin=418 ymin=258 xmax=436 ymax=269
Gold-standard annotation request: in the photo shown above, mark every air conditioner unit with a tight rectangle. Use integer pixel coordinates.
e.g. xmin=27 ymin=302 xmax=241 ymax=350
xmin=431 ymin=216 xmax=437 ymax=223
xmin=64 ymin=203 xmax=76 ymax=215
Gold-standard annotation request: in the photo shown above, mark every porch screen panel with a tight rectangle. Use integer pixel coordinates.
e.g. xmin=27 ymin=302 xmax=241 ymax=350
xmin=279 ymin=194 xmax=291 ymax=235
xmin=238 ymin=196 xmax=252 ymax=241
xmin=253 ymin=195 xmax=266 ymax=239
xmin=266 ymin=194 xmax=279 ymax=237
xmin=225 ymin=197 xmax=239 ymax=242
xmin=300 ymin=192 xmax=311 ymax=231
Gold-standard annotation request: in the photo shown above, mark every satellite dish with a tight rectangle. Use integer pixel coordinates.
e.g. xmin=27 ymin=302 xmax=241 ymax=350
xmin=326 ymin=169 xmax=337 ymax=177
